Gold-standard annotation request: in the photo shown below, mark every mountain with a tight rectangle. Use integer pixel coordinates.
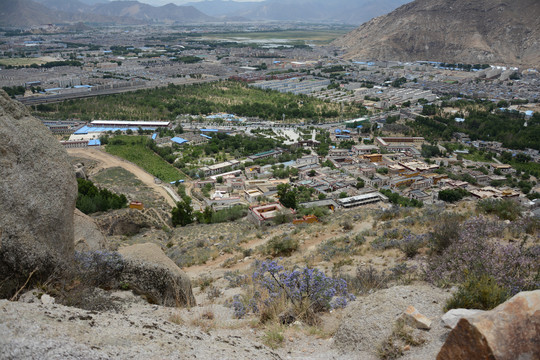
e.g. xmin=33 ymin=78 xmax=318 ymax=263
xmin=188 ymin=0 xmax=411 ymax=24
xmin=333 ymin=0 xmax=540 ymax=67
xmin=0 ymin=0 xmax=143 ymax=26
xmin=185 ymin=0 xmax=261 ymax=18
xmin=90 ymin=1 xmax=215 ymax=23
xmin=0 ymin=0 xmax=62 ymax=26
xmin=34 ymin=0 xmax=91 ymax=14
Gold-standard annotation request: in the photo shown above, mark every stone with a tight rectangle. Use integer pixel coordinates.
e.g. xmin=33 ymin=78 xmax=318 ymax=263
xmin=0 ymin=91 xmax=77 ymax=298
xmin=334 ymin=285 xmax=451 ymax=355
xmin=400 ymin=305 xmax=432 ymax=330
xmin=441 ymin=308 xmax=485 ymax=329
xmin=437 ymin=290 xmax=540 ymax=360
xmin=73 ymin=209 xmax=108 ymax=252
xmin=40 ymin=294 xmax=55 ymax=305
xmin=118 ymin=243 xmax=196 ymax=307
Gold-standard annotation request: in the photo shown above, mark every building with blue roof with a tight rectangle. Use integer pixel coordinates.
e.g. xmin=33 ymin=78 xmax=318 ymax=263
xmin=151 ymin=133 xmax=158 ymax=140
xmin=200 ymin=129 xmax=219 ymax=132
xmin=200 ymin=134 xmax=212 ymax=139
xmin=171 ymin=137 xmax=188 ymax=145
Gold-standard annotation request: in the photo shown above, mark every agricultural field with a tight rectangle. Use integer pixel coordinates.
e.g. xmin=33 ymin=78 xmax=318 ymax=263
xmin=105 ymin=136 xmax=185 ymax=183
xmin=92 ymin=167 xmax=169 ymax=209
xmin=0 ymin=56 xmax=58 ymax=67
xmin=32 ymin=81 xmax=366 ymax=122
xmin=200 ymin=29 xmax=353 ymax=45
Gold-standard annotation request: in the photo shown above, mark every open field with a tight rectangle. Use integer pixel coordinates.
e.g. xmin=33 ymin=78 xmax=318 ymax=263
xmin=200 ymin=29 xmax=353 ymax=45
xmin=0 ymin=56 xmax=58 ymax=67
xmin=67 ymin=147 xmax=180 ymax=207
xmin=105 ymin=136 xmax=186 ymax=183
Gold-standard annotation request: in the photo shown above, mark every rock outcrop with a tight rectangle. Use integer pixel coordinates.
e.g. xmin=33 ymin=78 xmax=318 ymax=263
xmin=118 ymin=243 xmax=196 ymax=307
xmin=0 ymin=299 xmax=281 ymax=359
xmin=0 ymin=90 xmax=77 ymax=298
xmin=437 ymin=290 xmax=540 ymax=360
xmin=334 ymin=285 xmax=451 ymax=358
xmin=333 ymin=0 xmax=540 ymax=67
xmin=73 ymin=209 xmax=108 ymax=251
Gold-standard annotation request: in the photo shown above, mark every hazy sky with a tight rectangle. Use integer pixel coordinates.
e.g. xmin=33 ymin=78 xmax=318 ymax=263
xmin=136 ymin=0 xmax=264 ymax=5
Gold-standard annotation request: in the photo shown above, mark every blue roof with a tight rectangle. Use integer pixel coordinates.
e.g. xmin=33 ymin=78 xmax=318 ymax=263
xmin=88 ymin=139 xmax=101 ymax=146
xmin=357 ymin=125 xmax=363 ymax=128
xmin=170 ymin=180 xmax=185 ymax=184
xmin=336 ymin=135 xmax=351 ymax=139
xmin=171 ymin=137 xmax=188 ymax=145
xmin=342 ymin=129 xmax=351 ymax=134
xmin=200 ymin=134 xmax=212 ymax=139
xmin=74 ymin=126 xmax=156 ymax=135
xmin=335 ymin=129 xmax=342 ymax=133
xmin=200 ymin=129 xmax=219 ymax=132
xmin=152 ymin=133 xmax=158 ymax=140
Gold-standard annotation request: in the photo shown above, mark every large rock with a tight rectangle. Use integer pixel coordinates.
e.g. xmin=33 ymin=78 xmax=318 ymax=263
xmin=441 ymin=308 xmax=485 ymax=329
xmin=334 ymin=285 xmax=451 ymax=358
xmin=0 ymin=299 xmax=281 ymax=360
xmin=73 ymin=209 xmax=108 ymax=251
xmin=437 ymin=290 xmax=540 ymax=360
xmin=118 ymin=243 xmax=196 ymax=307
xmin=0 ymin=91 xmax=77 ymax=298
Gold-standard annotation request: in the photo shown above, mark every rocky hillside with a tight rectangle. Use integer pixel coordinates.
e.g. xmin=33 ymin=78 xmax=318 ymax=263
xmin=333 ymin=0 xmax=540 ymax=67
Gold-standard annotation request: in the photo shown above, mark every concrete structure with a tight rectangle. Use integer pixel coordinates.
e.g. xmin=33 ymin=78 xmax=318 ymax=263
xmin=200 ymin=160 xmax=241 ymax=177
xmin=248 ymin=202 xmax=293 ymax=226
xmin=337 ymin=192 xmax=388 ymax=208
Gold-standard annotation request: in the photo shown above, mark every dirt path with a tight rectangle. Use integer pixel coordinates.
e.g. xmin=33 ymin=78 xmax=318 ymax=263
xmin=67 ymin=147 xmax=177 ymax=207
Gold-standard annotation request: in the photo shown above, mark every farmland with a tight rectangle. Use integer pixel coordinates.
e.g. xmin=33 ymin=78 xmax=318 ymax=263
xmin=105 ymin=136 xmax=185 ymax=183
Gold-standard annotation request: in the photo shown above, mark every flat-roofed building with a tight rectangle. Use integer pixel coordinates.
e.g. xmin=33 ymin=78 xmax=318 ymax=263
xmin=337 ymin=192 xmax=388 ymax=208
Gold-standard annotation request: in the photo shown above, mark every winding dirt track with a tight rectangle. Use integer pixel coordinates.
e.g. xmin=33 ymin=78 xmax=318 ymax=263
xmin=67 ymin=147 xmax=179 ymax=207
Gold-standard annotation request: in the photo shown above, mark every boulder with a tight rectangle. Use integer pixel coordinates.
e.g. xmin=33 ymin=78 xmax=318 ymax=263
xmin=0 ymin=91 xmax=77 ymax=298
xmin=437 ymin=290 xmax=540 ymax=360
xmin=73 ymin=209 xmax=108 ymax=251
xmin=400 ymin=305 xmax=432 ymax=330
xmin=441 ymin=308 xmax=484 ymax=329
xmin=334 ymin=285 xmax=451 ymax=356
xmin=118 ymin=243 xmax=195 ymax=307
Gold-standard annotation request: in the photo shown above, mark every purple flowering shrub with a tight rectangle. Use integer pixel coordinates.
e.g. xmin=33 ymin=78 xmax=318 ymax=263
xmin=424 ymin=216 xmax=539 ymax=296
xmin=229 ymin=260 xmax=355 ymax=322
xmin=74 ymin=250 xmax=124 ymax=287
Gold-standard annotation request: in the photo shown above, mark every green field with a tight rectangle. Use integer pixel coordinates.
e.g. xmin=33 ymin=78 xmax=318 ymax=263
xmin=200 ymin=29 xmax=353 ymax=45
xmin=0 ymin=56 xmax=55 ymax=67
xmin=105 ymin=136 xmax=185 ymax=183
xmin=33 ymin=81 xmax=365 ymax=122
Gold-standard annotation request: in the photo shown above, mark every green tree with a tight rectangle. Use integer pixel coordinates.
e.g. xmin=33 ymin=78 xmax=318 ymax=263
xmin=277 ymin=183 xmax=297 ymax=209
xmin=171 ymin=197 xmax=194 ymax=227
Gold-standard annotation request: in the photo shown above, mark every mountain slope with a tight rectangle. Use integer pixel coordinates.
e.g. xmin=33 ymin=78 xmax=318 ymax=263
xmin=0 ymin=0 xmax=61 ymax=26
xmin=189 ymin=0 xmax=410 ymax=25
xmin=90 ymin=1 xmax=215 ymax=23
xmin=332 ymin=0 xmax=540 ymax=66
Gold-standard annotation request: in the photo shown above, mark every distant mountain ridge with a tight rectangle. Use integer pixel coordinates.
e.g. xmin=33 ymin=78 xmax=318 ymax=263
xmin=187 ymin=0 xmax=411 ymax=24
xmin=1 ymin=0 xmax=215 ymax=27
xmin=332 ymin=0 xmax=540 ymax=67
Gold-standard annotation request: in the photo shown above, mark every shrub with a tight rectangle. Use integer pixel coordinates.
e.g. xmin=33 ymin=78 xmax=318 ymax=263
xmin=444 ymin=274 xmax=509 ymax=311
xmin=345 ymin=266 xmax=392 ymax=295
xmin=477 ymin=198 xmax=522 ymax=221
xmin=318 ymin=235 xmax=364 ymax=261
xmin=429 ymin=213 xmax=462 ymax=254
xmin=76 ymin=178 xmax=127 ymax=214
xmin=425 ymin=216 xmax=539 ymax=295
xmin=438 ymin=188 xmax=469 ymax=203
xmin=398 ymin=234 xmax=428 ymax=258
xmin=249 ymin=260 xmax=355 ymax=323
xmin=265 ymin=236 xmax=299 ymax=257
xmin=74 ymin=250 xmax=124 ymax=287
